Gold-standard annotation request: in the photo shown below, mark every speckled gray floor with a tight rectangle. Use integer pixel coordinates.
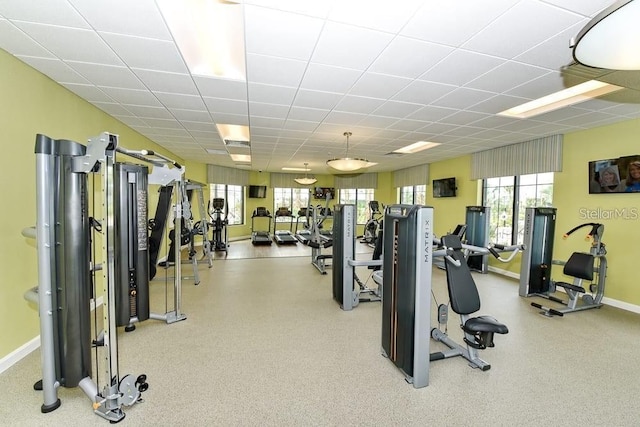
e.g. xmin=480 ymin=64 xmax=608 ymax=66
xmin=2 ymin=254 xmax=640 ymax=426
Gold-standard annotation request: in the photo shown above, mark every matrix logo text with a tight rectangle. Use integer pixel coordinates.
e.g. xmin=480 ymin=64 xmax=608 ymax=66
xmin=579 ymin=207 xmax=639 ymax=220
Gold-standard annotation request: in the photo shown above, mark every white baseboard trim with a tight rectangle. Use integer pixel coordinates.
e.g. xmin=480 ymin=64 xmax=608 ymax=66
xmin=0 ymin=296 xmax=105 ymax=375
xmin=487 ymin=265 xmax=519 ymax=280
xmin=0 ymin=336 xmax=39 ymax=375
xmin=487 ymin=266 xmax=640 ymax=314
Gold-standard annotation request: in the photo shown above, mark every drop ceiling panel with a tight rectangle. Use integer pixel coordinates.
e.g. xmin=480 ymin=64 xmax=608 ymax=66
xmin=369 ymin=36 xmax=453 ymax=79
xmin=349 ymin=72 xmax=412 ymax=100
xmin=100 ymin=33 xmax=188 ymax=73
xmin=246 ymin=54 xmax=307 ymax=87
xmin=372 ymin=100 xmax=425 ymax=119
xmin=244 ymin=5 xmax=323 ymax=60
xmin=311 ymin=21 xmax=393 ymax=71
xmin=133 ymin=69 xmax=198 ymax=95
xmin=300 ymin=63 xmax=362 ymax=93
xmin=334 ymin=96 xmax=386 ymax=115
xmin=194 ymin=76 xmax=247 ymax=100
xmin=66 ymin=62 xmax=145 ymax=89
xmin=407 ymin=105 xmax=457 ymax=122
xmin=419 ymin=50 xmax=504 ymax=86
xmin=14 ymin=22 xmax=122 ymax=65
xmin=462 ymin=1 xmax=583 ymax=59
xmin=0 ymin=0 xmax=89 ymax=28
xmin=328 ymin=0 xmax=424 ymax=34
xmin=401 ymin=0 xmax=517 ymax=46
xmin=169 ymin=109 xmax=212 ymax=122
xmin=392 ymin=80 xmax=456 ymax=105
xmin=465 ymin=61 xmax=549 ymax=93
xmin=0 ymin=20 xmax=55 ymax=57
xmin=122 ymin=104 xmax=173 ymax=119
xmin=248 ymin=102 xmax=290 ymax=119
xmin=68 ymin=0 xmax=172 ymax=40
xmin=155 ymin=92 xmax=206 ymax=110
xmin=247 ymin=83 xmax=297 ymax=105
xmin=16 ymin=56 xmax=90 ymax=84
xmin=91 ymin=102 xmax=133 ymax=116
xmin=99 ymin=87 xmax=162 ymax=107
xmin=209 ymin=112 xmax=249 ymax=126
xmin=287 ymin=107 xmax=329 ymax=122
xmin=60 ymin=84 xmax=113 ymax=103
xmin=243 ymin=0 xmax=332 ymax=19
xmin=293 ymin=90 xmax=342 ymax=110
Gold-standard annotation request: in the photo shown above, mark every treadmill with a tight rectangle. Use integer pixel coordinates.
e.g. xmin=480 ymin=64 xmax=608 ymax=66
xmin=273 ymin=207 xmax=297 ymax=244
xmin=251 ymin=207 xmax=273 ymax=245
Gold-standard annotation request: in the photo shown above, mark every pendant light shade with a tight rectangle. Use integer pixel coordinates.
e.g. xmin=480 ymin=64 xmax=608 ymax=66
xmin=326 ymin=131 xmax=375 ymax=172
xmin=293 ymin=163 xmax=317 ymax=185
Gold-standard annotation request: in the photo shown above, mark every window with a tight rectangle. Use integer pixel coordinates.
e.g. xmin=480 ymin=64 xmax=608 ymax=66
xmin=398 ymin=184 xmax=426 ymax=204
xmin=273 ymin=188 xmax=310 ymax=221
xmin=210 ymin=184 xmax=244 ymax=225
xmin=483 ymin=173 xmax=553 ymax=245
xmin=338 ymin=188 xmax=374 ymax=224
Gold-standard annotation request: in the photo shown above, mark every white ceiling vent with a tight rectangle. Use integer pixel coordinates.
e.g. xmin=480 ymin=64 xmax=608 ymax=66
xmin=224 ymin=139 xmax=251 ymax=148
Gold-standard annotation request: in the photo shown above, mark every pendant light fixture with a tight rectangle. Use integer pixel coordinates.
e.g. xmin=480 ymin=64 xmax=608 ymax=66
xmin=293 ymin=163 xmax=317 ymax=185
xmin=326 ymin=131 xmax=374 ymax=172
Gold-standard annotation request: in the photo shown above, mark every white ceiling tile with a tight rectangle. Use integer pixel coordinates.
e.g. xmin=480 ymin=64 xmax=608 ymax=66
xmin=123 ymin=104 xmax=173 ymax=119
xmin=372 ymin=101 xmax=423 ymax=119
xmin=293 ymin=90 xmax=342 ymax=110
xmin=68 ymin=0 xmax=172 ymax=40
xmin=349 ymin=72 xmax=412 ymax=99
xmin=328 ymin=0 xmax=424 ymax=33
xmin=134 ymin=69 xmax=198 ymax=95
xmin=62 ymin=83 xmax=114 ymax=102
xmin=462 ymin=1 xmax=583 ymax=59
xmin=402 ymin=0 xmax=517 ymax=46
xmin=407 ymin=105 xmax=457 ymax=122
xmin=466 ymin=93 xmax=529 ymax=114
xmin=323 ymin=111 xmax=367 ymax=125
xmin=386 ymin=119 xmax=427 ymax=132
xmin=243 ymin=0 xmax=332 ymax=18
xmin=112 ymin=115 xmax=148 ymax=127
xmin=0 ymin=20 xmax=55 ymax=57
xmin=14 ymin=22 xmax=122 ymax=65
xmin=369 ymin=36 xmax=453 ymax=79
xmin=91 ymin=102 xmax=133 ymax=116
xmin=182 ymin=121 xmax=218 ymax=132
xmin=247 ymin=83 xmax=296 ymax=105
xmin=504 ymin=71 xmax=567 ymax=99
xmin=169 ymin=109 xmax=212 ymax=122
xmin=311 ymin=21 xmax=393 ymax=70
xmin=100 ymin=33 xmax=188 ymax=73
xmin=334 ymin=96 xmax=385 ymax=115
xmin=300 ymin=63 xmax=362 ymax=93
xmin=419 ymin=50 xmax=503 ymax=86
xmin=541 ymin=0 xmax=614 ymax=16
xmin=195 ymin=76 xmax=247 ymax=100
xmin=392 ymin=80 xmax=456 ymax=105
xmin=66 ymin=62 xmax=145 ymax=89
xmin=210 ymin=112 xmax=249 ymax=126
xmin=206 ymin=98 xmax=250 ymax=116
xmin=439 ymin=111 xmax=492 ymax=126
xmin=282 ymin=120 xmax=317 ymax=131
xmin=357 ymin=115 xmax=399 ymax=129
xmin=99 ymin=87 xmax=162 ymax=107
xmin=155 ymin=92 xmax=206 ymax=110
xmin=140 ymin=118 xmax=183 ymax=129
xmin=16 ymin=56 xmax=90 ymax=84
xmin=249 ymin=102 xmax=289 ymax=119
xmin=287 ymin=107 xmax=329 ymax=122
xmin=250 ymin=117 xmax=285 ymax=129
xmin=0 ymin=0 xmax=90 ymax=28
xmin=244 ymin=5 xmax=323 ymax=60
xmin=246 ymin=54 xmax=307 ymax=87
xmin=465 ymin=61 xmax=549 ymax=93
xmin=514 ymin=23 xmax=584 ymax=70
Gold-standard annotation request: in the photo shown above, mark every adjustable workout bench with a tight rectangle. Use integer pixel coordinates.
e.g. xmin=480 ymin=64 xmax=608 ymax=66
xmin=431 ymin=234 xmax=508 ymax=371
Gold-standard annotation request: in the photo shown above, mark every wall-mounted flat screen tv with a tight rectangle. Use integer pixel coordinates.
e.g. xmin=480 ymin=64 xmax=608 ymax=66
xmin=432 ymin=177 xmax=457 ymax=198
xmin=589 ymin=154 xmax=640 ymax=194
xmin=248 ymin=185 xmax=267 ymax=198
xmin=314 ymin=187 xmax=335 ymax=200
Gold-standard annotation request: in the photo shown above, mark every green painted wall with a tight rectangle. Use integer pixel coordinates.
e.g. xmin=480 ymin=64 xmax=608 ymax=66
xmin=0 ymin=50 xmax=182 ymax=360
xmin=553 ymin=119 xmax=640 ymax=304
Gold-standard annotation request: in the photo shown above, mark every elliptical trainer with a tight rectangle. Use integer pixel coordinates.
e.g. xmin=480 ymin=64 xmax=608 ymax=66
xmin=208 ymin=197 xmax=228 ymax=251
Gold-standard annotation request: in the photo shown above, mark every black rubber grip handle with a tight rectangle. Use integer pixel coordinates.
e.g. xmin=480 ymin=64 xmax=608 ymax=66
xmin=493 ymin=244 xmax=505 ymax=250
xmin=488 ymin=247 xmax=500 ymax=258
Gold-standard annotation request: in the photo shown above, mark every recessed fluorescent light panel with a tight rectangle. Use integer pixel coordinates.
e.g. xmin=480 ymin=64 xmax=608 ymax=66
xmin=205 ymin=148 xmax=227 ymax=155
xmin=282 ymin=167 xmax=309 ymax=171
xmin=393 ymin=141 xmax=441 ymax=154
xmin=157 ymin=0 xmax=246 ymax=80
xmin=498 ymin=80 xmax=623 ymax=118
xmin=230 ymin=154 xmax=251 ymax=163
xmin=216 ymin=124 xmax=250 ymax=146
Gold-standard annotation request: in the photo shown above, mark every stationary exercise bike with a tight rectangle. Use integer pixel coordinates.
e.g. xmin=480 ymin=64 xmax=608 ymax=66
xmin=361 ymin=200 xmax=383 ymax=247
